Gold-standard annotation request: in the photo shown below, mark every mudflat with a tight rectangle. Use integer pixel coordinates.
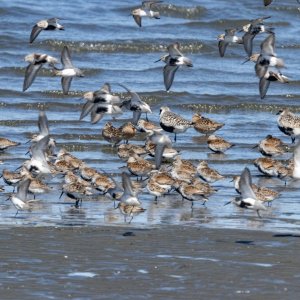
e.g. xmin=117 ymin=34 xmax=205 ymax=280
xmin=0 ymin=225 xmax=300 ymax=299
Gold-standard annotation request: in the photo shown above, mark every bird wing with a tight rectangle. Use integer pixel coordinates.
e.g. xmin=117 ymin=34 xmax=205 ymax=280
xmin=23 ymin=63 xmax=43 ymax=91
xmin=100 ymin=82 xmax=111 ymax=94
xmin=90 ymin=106 xmax=104 ymax=124
xmin=29 ymin=24 xmax=43 ymax=43
xmin=154 ymin=144 xmax=166 ymax=169
xmin=163 ymin=64 xmax=179 ymax=91
xmin=255 ymin=59 xmax=269 ymax=78
xmin=132 ymin=110 xmax=142 ymax=125
xmin=261 ymin=34 xmax=275 ymax=56
xmin=80 ymin=101 xmax=95 ymax=120
xmin=16 ymin=178 xmax=31 ymax=201
xmin=259 ymin=76 xmax=271 ymax=99
xmin=133 ymin=15 xmax=142 ymax=27
xmin=122 ymin=172 xmax=135 ymax=197
xmin=61 ymin=77 xmax=73 ymax=95
xmin=167 ymin=42 xmax=183 ymax=57
xmin=38 ymin=111 xmax=50 ymax=136
xmin=242 ymin=32 xmax=255 ymax=57
xmin=239 ymin=167 xmax=257 ymax=200
xmin=61 ymin=46 xmax=74 ymax=68
xmin=218 ymin=40 xmax=228 ymax=57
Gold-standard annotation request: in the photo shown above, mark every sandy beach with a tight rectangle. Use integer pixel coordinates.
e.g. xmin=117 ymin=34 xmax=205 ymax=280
xmin=1 ymin=225 xmax=300 ymax=299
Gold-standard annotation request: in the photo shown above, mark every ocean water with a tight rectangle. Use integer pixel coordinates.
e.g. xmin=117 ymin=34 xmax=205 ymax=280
xmin=1 ymin=0 xmax=300 ymax=231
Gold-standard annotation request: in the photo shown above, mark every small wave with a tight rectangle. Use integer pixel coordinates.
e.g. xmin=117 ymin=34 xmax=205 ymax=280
xmin=40 ymin=39 xmax=208 ymax=54
xmin=158 ymin=4 xmax=206 ymax=19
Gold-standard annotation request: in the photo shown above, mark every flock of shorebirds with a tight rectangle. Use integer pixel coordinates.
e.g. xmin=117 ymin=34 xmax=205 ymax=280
xmin=1 ymin=0 xmax=300 ymax=223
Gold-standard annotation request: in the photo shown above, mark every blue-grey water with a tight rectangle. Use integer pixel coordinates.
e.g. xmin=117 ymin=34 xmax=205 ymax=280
xmin=2 ymin=1 xmax=300 ymax=299
xmin=1 ymin=0 xmax=300 ymax=231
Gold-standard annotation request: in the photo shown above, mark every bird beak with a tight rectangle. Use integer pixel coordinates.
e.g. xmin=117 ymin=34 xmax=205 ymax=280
xmin=224 ymin=201 xmax=231 ymax=206
xmin=252 ymin=144 xmax=258 ymax=149
xmin=154 ymin=58 xmax=161 ymax=63
xmin=241 ymin=57 xmax=250 ymax=64
xmin=15 ymin=166 xmax=22 ymax=171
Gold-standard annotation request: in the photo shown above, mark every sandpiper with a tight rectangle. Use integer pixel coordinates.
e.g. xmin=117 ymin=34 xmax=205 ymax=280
xmin=156 ymin=42 xmax=193 ymax=92
xmin=117 ymin=143 xmax=147 ymax=161
xmin=92 ymin=172 xmax=116 ymax=194
xmin=102 ymin=122 xmax=123 ymax=147
xmin=146 ymin=179 xmax=168 ymax=203
xmin=120 ymin=122 xmax=137 ymax=144
xmin=218 ymin=28 xmax=243 ymax=57
xmin=254 ymin=157 xmax=289 ymax=179
xmin=207 ymin=135 xmax=234 ymax=153
xmin=117 ymin=202 xmax=146 ymax=223
xmin=23 ymin=53 xmax=58 ymax=92
xmin=53 ymin=46 xmax=84 ymax=95
xmin=61 ymin=182 xmax=92 ymax=208
xmin=171 ymin=156 xmax=197 ymax=182
xmin=196 ymin=161 xmax=224 ymax=183
xmin=225 ymin=168 xmax=267 ymax=218
xmin=241 ymin=16 xmax=273 ymax=57
xmin=119 ymin=84 xmax=152 ymax=124
xmin=119 ymin=172 xmax=142 ymax=206
xmin=131 ymin=1 xmax=163 ymax=27
xmin=30 ymin=18 xmax=64 ymax=43
xmin=127 ymin=153 xmax=155 ymax=180
xmin=232 ymin=175 xmax=279 ymax=205
xmin=256 ymin=135 xmax=289 ymax=156
xmin=277 ymin=109 xmax=300 ymax=143
xmin=1 ymin=169 xmax=23 ymax=191
xmin=137 ymin=119 xmax=162 ymax=133
xmin=159 ymin=106 xmax=193 ymax=142
xmin=192 ymin=113 xmax=224 ymax=135
xmin=0 ymin=137 xmax=20 ymax=151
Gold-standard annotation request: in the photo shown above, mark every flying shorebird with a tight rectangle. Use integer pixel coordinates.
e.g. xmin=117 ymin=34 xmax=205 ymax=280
xmin=29 ymin=18 xmax=64 ymax=43
xmin=155 ymin=42 xmax=193 ymax=92
xmin=119 ymin=84 xmax=152 ymax=124
xmin=218 ymin=28 xmax=243 ymax=57
xmin=53 ymin=46 xmax=84 ymax=95
xmin=23 ymin=53 xmax=58 ymax=92
xmin=131 ymin=1 xmax=163 ymax=27
xmin=225 ymin=168 xmax=267 ymax=218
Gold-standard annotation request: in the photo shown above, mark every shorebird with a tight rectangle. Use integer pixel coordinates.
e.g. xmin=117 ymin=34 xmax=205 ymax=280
xmin=226 ymin=168 xmax=267 ymax=218
xmin=256 ymin=134 xmax=289 ymax=156
xmin=171 ymin=156 xmax=197 ymax=182
xmin=127 ymin=153 xmax=155 ymax=180
xmin=131 ymin=1 xmax=163 ymax=27
xmin=61 ymin=182 xmax=92 ymax=208
xmin=120 ymin=122 xmax=137 ymax=144
xmin=1 ymin=169 xmax=23 ymax=191
xmin=80 ymin=83 xmax=122 ymax=122
xmin=117 ymin=202 xmax=146 ymax=223
xmin=254 ymin=157 xmax=289 ymax=179
xmin=218 ymin=28 xmax=243 ymax=57
xmin=241 ymin=16 xmax=273 ymax=57
xmin=263 ymin=0 xmax=273 ymax=6
xmin=232 ymin=175 xmax=279 ymax=205
xmin=53 ymin=46 xmax=84 ymax=95
xmin=8 ymin=178 xmax=37 ymax=217
xmin=159 ymin=106 xmax=193 ymax=142
xmin=119 ymin=84 xmax=152 ymax=124
xmin=207 ymin=135 xmax=234 ymax=153
xmin=92 ymin=172 xmax=116 ymax=194
xmin=23 ymin=53 xmax=58 ymax=92
xmin=137 ymin=119 xmax=162 ymax=133
xmin=196 ymin=161 xmax=224 ymax=183
xmin=277 ymin=109 xmax=300 ymax=143
xmin=291 ymin=140 xmax=300 ymax=179
xmin=119 ymin=172 xmax=142 ymax=206
xmin=102 ymin=122 xmax=123 ymax=147
xmin=117 ymin=144 xmax=147 ymax=161
xmin=0 ymin=137 xmax=20 ymax=151
xmin=155 ymin=42 xmax=193 ymax=92
xmin=192 ymin=113 xmax=224 ymax=135
xmin=29 ymin=18 xmax=64 ymax=43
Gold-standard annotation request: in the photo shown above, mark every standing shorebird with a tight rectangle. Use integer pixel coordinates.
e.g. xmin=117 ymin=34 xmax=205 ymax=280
xmin=207 ymin=135 xmax=234 ymax=153
xmin=0 ymin=137 xmax=20 ymax=151
xmin=225 ymin=168 xmax=267 ymax=218
xmin=53 ymin=46 xmax=84 ymax=95
xmin=256 ymin=135 xmax=289 ymax=156
xmin=196 ymin=161 xmax=224 ymax=183
xmin=277 ymin=109 xmax=300 ymax=143
xmin=29 ymin=18 xmax=64 ymax=43
xmin=155 ymin=42 xmax=193 ymax=92
xmin=159 ymin=106 xmax=193 ymax=142
xmin=131 ymin=1 xmax=163 ymax=27
xmin=192 ymin=113 xmax=224 ymax=135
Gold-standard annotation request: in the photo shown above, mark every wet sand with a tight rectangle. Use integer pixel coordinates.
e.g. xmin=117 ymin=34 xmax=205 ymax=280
xmin=1 ymin=225 xmax=300 ymax=299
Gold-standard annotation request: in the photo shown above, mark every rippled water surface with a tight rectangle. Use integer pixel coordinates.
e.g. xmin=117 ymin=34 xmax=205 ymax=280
xmin=1 ymin=0 xmax=300 ymax=233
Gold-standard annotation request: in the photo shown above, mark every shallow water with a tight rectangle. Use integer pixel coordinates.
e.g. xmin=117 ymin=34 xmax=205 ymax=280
xmin=1 ymin=0 xmax=300 ymax=234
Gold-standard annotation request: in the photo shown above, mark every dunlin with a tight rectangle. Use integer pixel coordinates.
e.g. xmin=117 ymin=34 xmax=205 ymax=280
xmin=117 ymin=202 xmax=146 ymax=223
xmin=0 ymin=137 xmax=20 ymax=151
xmin=23 ymin=53 xmax=58 ymax=92
xmin=127 ymin=153 xmax=155 ymax=180
xmin=117 ymin=143 xmax=147 ymax=161
xmin=30 ymin=18 xmax=64 ymax=43
xmin=226 ymin=168 xmax=267 ymax=217
xmin=120 ymin=122 xmax=137 ymax=144
xmin=131 ymin=1 xmax=163 ymax=27
xmin=137 ymin=119 xmax=162 ymax=133
xmin=102 ymin=122 xmax=123 ymax=147
xmin=1 ymin=169 xmax=23 ymax=191
xmin=218 ymin=28 xmax=243 ymax=57
xmin=192 ymin=113 xmax=224 ymax=135
xmin=207 ymin=135 xmax=234 ymax=153
xmin=254 ymin=157 xmax=289 ymax=179
xmin=277 ymin=109 xmax=300 ymax=143
xmin=257 ymin=134 xmax=289 ymax=156
xmin=196 ymin=161 xmax=224 ymax=183
xmin=53 ymin=46 xmax=84 ymax=95
xmin=156 ymin=42 xmax=193 ymax=92
xmin=159 ymin=106 xmax=193 ymax=142
xmin=119 ymin=84 xmax=152 ymax=124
